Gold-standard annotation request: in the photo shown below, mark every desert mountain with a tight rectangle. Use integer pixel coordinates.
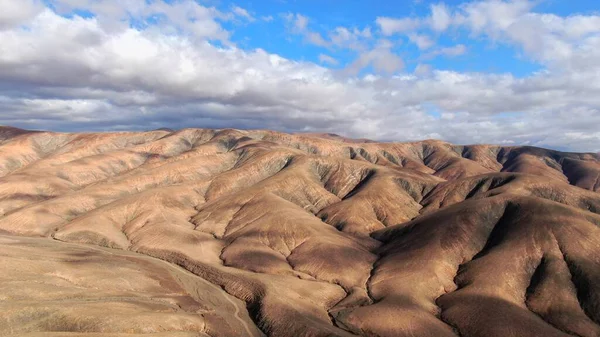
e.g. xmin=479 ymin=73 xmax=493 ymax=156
xmin=1 ymin=126 xmax=599 ymax=337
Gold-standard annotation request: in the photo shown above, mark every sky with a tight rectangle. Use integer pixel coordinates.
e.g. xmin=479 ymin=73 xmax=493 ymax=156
xmin=0 ymin=0 xmax=599 ymax=151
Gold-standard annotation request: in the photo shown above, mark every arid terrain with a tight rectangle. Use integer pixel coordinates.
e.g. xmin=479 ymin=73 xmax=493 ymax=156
xmin=1 ymin=125 xmax=600 ymax=337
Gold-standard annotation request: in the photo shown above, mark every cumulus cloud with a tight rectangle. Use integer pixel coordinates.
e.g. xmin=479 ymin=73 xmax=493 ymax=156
xmin=0 ymin=0 xmax=43 ymax=29
xmin=0 ymin=0 xmax=599 ymax=152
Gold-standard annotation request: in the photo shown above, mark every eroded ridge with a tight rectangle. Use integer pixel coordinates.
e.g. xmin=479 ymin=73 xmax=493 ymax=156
xmin=1 ymin=126 xmax=599 ymax=337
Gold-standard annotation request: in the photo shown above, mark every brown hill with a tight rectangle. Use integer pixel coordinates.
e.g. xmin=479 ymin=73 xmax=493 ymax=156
xmin=0 ymin=126 xmax=599 ymax=337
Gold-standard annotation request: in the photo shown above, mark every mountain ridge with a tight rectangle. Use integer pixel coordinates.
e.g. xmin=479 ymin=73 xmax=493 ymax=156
xmin=0 ymin=126 xmax=599 ymax=337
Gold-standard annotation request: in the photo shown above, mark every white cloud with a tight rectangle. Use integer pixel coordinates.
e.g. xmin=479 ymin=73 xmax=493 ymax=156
xmin=291 ymin=13 xmax=308 ymax=31
xmin=414 ymin=63 xmax=433 ymax=76
xmin=423 ymin=44 xmax=467 ymax=59
xmin=329 ymin=27 xmax=353 ymax=46
xmin=318 ymin=54 xmax=338 ymax=66
xmin=501 ymin=13 xmax=600 ymax=71
xmin=346 ymin=39 xmax=404 ymax=75
xmin=436 ymin=1 xmax=600 ymax=73
xmin=0 ymin=0 xmax=44 ymax=29
xmin=429 ymin=3 xmax=452 ymax=32
xmin=456 ymin=0 xmax=534 ymax=33
xmin=355 ymin=27 xmax=372 ymax=38
xmin=283 ymin=15 xmax=372 ymax=51
xmin=47 ymin=0 xmax=230 ymax=41
xmin=376 ymin=17 xmax=421 ymax=35
xmin=284 ymin=13 xmax=331 ymax=47
xmin=408 ymin=33 xmax=435 ymax=50
xmin=378 ymin=0 xmax=600 ymax=73
xmin=329 ymin=26 xmax=371 ymax=51
xmin=442 ymin=44 xmax=467 ymax=56
xmin=306 ymin=31 xmax=329 ymax=47
xmin=232 ymin=5 xmax=254 ymax=22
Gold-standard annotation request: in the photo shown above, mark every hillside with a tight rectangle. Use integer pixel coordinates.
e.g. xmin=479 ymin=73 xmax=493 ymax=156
xmin=1 ymin=126 xmax=599 ymax=337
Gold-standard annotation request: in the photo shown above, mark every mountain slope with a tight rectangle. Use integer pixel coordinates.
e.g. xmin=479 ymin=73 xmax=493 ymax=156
xmin=0 ymin=126 xmax=599 ymax=337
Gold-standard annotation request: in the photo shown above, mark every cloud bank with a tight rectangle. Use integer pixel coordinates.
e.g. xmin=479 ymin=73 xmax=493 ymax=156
xmin=0 ymin=0 xmax=599 ymax=152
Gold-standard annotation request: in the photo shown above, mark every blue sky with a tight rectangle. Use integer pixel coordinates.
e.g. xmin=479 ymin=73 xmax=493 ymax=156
xmin=0 ymin=0 xmax=600 ymax=151
xmin=46 ymin=0 xmax=596 ymax=76
xmin=221 ymin=0 xmax=593 ymax=75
